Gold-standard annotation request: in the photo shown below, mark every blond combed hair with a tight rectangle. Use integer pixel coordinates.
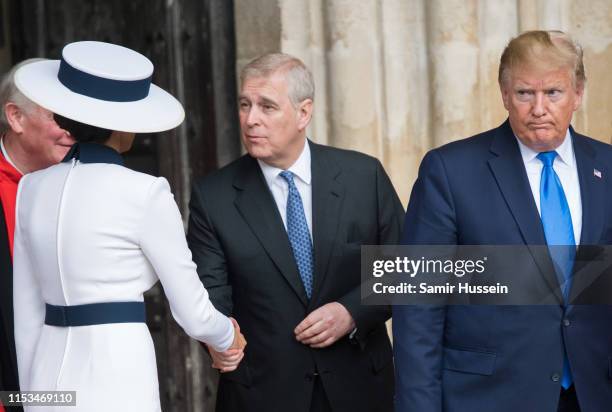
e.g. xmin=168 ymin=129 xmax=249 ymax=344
xmin=240 ymin=53 xmax=314 ymax=107
xmin=498 ymin=30 xmax=586 ymax=89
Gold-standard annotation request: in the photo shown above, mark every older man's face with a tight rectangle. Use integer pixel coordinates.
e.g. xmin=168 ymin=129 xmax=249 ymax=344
xmin=501 ymin=66 xmax=583 ymax=152
xmin=238 ymin=71 xmax=312 ymax=170
xmin=16 ymin=105 xmax=74 ymax=171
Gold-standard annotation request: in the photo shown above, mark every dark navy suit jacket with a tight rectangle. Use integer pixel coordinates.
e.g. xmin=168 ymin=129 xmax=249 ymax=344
xmin=393 ymin=120 xmax=612 ymax=412
xmin=188 ymin=142 xmax=403 ymax=412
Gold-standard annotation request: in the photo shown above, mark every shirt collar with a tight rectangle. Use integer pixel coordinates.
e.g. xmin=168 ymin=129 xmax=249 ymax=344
xmin=258 ymin=139 xmax=312 ymax=186
xmin=515 ymin=129 xmax=574 ymax=168
xmin=0 ymin=135 xmax=24 ymax=175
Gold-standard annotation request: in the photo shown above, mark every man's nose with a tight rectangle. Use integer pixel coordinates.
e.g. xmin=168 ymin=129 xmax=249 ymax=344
xmin=245 ymin=106 xmax=261 ymax=127
xmin=532 ymin=93 xmax=546 ymax=117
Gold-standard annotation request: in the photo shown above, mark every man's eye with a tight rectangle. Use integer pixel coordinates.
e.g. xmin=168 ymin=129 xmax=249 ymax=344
xmin=239 ymin=102 xmax=250 ymax=108
xmin=262 ymin=105 xmax=274 ymax=111
xmin=547 ymin=90 xmax=561 ymax=97
xmin=515 ymin=90 xmax=533 ymax=101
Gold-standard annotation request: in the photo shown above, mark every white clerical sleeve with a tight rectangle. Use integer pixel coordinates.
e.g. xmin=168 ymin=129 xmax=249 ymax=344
xmin=13 ymin=176 xmax=45 ymax=390
xmin=138 ymin=177 xmax=234 ymax=352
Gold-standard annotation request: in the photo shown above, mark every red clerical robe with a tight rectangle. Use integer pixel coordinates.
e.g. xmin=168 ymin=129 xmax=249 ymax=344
xmin=0 ymin=149 xmax=21 ymax=412
xmin=0 ymin=150 xmax=21 ymax=256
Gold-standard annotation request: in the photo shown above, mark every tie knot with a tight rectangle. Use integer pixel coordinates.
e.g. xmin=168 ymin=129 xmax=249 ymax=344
xmin=537 ymin=151 xmax=558 ymax=167
xmin=280 ymin=170 xmax=295 ymax=186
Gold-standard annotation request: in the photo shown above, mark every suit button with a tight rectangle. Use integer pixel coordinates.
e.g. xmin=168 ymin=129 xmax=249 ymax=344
xmin=551 ymin=373 xmax=560 ymax=382
xmin=563 ymin=319 xmax=570 ymax=327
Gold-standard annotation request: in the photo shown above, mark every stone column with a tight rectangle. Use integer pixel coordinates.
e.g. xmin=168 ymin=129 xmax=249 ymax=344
xmin=568 ymin=0 xmax=612 ymax=141
xmin=234 ymin=0 xmax=612 ymax=204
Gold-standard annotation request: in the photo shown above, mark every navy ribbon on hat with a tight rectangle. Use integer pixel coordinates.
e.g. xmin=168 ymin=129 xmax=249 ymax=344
xmin=58 ymin=57 xmax=152 ymax=102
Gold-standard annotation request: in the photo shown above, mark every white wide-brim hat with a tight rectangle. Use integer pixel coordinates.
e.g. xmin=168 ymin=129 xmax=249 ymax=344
xmin=14 ymin=41 xmax=185 ymax=133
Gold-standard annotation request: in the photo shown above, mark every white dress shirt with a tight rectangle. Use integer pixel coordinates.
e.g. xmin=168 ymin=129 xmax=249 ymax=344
xmin=516 ymin=130 xmax=582 ymax=244
xmin=258 ymin=139 xmax=312 ymax=237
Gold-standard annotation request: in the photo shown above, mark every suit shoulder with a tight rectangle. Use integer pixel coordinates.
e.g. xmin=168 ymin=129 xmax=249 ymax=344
xmin=576 ymin=133 xmax=612 ymax=154
xmin=312 ymin=143 xmax=382 ymax=170
xmin=431 ymin=128 xmax=495 ymax=159
xmin=573 ymin=133 xmax=612 ymax=172
xmin=192 ymin=154 xmax=251 ymax=191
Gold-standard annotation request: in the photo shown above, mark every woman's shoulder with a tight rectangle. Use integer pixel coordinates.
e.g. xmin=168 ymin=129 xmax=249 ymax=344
xmin=87 ymin=164 xmax=172 ymax=197
xmin=23 ymin=161 xmax=159 ymax=182
xmin=20 ymin=163 xmax=172 ymax=201
xmin=100 ymin=164 xmax=162 ymax=184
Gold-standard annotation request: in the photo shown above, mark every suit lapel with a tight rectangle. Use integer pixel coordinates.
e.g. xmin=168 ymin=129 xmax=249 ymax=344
xmin=310 ymin=143 xmax=344 ymax=304
xmin=487 ymin=121 xmax=564 ymax=303
xmin=232 ymin=156 xmax=309 ymax=306
xmin=310 ymin=143 xmax=344 ymax=302
xmin=566 ymin=132 xmax=606 ymax=309
xmin=573 ymin=130 xmax=605 ymax=245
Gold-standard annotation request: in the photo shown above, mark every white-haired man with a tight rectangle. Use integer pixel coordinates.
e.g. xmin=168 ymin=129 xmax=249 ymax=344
xmin=0 ymin=59 xmax=73 ymax=410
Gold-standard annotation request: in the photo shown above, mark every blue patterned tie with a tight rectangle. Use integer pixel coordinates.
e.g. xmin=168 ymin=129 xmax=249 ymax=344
xmin=280 ymin=171 xmax=314 ymax=298
xmin=537 ymin=151 xmax=575 ymax=390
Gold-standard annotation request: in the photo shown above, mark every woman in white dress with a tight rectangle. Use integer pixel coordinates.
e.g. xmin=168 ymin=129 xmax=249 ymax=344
xmin=11 ymin=41 xmax=244 ymax=411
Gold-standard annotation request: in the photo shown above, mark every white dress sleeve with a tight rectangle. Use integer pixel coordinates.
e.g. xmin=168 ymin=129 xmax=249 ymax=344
xmin=138 ymin=177 xmax=234 ymax=352
xmin=13 ymin=175 xmax=45 ymax=391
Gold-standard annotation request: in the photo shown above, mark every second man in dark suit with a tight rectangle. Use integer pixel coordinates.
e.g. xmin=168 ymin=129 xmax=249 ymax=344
xmin=187 ymin=53 xmax=403 ymax=412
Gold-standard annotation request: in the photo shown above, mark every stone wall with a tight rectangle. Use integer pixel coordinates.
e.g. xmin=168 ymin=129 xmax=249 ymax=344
xmin=235 ymin=0 xmax=612 ymax=204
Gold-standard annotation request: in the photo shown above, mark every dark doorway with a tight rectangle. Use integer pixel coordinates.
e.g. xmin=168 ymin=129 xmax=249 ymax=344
xmin=3 ymin=0 xmax=240 ymax=410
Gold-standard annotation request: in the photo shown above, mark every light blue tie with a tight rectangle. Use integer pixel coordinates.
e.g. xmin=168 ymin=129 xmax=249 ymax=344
xmin=280 ymin=171 xmax=314 ymax=299
xmin=537 ymin=151 xmax=575 ymax=390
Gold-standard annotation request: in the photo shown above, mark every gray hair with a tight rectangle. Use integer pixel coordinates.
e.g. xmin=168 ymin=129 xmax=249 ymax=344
xmin=0 ymin=58 xmax=45 ymax=132
xmin=240 ymin=53 xmax=314 ymax=107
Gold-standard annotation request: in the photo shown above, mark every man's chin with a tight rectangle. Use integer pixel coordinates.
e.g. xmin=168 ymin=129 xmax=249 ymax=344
xmin=524 ymin=132 xmax=565 ymax=151
xmin=246 ymin=147 xmax=270 ymax=160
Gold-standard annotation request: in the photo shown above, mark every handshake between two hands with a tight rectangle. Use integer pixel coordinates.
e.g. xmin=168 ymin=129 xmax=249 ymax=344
xmin=207 ymin=302 xmax=355 ymax=373
xmin=206 ymin=317 xmax=247 ymax=373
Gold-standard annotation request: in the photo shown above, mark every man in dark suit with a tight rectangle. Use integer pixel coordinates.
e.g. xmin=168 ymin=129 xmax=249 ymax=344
xmin=0 ymin=60 xmax=74 ymax=411
xmin=187 ymin=53 xmax=403 ymax=411
xmin=393 ymin=30 xmax=612 ymax=412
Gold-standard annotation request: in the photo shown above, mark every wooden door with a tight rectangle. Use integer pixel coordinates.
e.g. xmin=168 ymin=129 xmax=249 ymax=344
xmin=3 ymin=1 xmax=240 ymax=410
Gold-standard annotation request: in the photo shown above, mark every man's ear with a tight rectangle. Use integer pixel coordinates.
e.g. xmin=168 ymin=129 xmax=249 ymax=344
xmin=296 ymin=98 xmax=313 ymax=132
xmin=5 ymin=103 xmax=25 ymax=134
xmin=572 ymin=83 xmax=585 ymax=112
xmin=500 ymin=84 xmax=511 ymax=111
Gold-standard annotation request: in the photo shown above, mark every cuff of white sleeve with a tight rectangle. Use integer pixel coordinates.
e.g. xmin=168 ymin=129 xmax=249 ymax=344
xmin=210 ymin=317 xmax=235 ymax=352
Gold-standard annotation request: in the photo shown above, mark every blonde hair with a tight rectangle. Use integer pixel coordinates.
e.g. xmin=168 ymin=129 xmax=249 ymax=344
xmin=240 ymin=53 xmax=314 ymax=107
xmin=498 ymin=30 xmax=586 ymax=89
